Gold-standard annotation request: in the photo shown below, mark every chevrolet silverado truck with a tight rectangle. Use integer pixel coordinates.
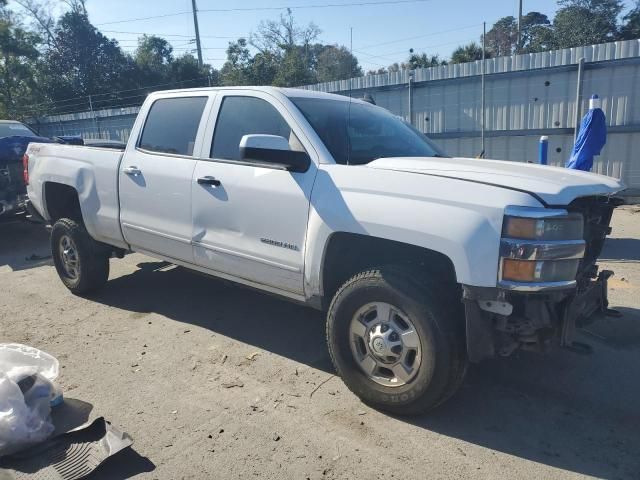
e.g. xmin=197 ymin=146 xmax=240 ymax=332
xmin=25 ymin=87 xmax=625 ymax=414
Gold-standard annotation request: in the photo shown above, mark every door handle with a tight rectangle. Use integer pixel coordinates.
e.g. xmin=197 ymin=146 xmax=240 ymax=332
xmin=197 ymin=176 xmax=221 ymax=187
xmin=123 ymin=166 xmax=141 ymax=176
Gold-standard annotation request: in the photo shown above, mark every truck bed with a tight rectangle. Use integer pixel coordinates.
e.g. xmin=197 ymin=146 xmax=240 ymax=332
xmin=26 ymin=143 xmax=127 ymax=248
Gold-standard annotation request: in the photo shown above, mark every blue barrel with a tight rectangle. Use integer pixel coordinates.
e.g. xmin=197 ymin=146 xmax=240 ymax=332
xmin=538 ymin=135 xmax=549 ymax=165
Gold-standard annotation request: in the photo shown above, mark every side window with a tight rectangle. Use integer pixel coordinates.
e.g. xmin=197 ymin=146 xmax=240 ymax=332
xmin=139 ymin=96 xmax=207 ymax=156
xmin=211 ymin=96 xmax=292 ymax=161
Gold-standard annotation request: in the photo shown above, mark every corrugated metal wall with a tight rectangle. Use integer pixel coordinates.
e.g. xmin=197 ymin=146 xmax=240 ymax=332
xmin=303 ymin=40 xmax=640 ymax=194
xmin=30 ymin=40 xmax=640 ymax=194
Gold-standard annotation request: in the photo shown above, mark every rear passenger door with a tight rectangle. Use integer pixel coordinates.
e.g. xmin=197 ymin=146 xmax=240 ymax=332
xmin=191 ymin=92 xmax=318 ymax=296
xmin=119 ymin=95 xmax=211 ymax=263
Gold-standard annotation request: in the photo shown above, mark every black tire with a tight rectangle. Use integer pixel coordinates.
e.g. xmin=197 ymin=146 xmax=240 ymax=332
xmin=50 ymin=218 xmax=110 ymax=294
xmin=326 ymin=266 xmax=467 ymax=415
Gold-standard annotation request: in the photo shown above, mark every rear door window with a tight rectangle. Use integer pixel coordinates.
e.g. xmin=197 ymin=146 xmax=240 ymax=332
xmin=139 ymin=97 xmax=207 ymax=156
xmin=211 ymin=96 xmax=291 ymax=161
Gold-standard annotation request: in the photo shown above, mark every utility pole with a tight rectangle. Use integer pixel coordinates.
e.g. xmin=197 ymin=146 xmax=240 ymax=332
xmin=481 ymin=22 xmax=486 ymax=157
xmin=516 ymin=0 xmax=523 ymax=53
xmin=191 ymin=0 xmax=203 ymax=67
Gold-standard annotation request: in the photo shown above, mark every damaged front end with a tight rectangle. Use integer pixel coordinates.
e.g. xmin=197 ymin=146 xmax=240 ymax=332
xmin=464 ymin=195 xmax=623 ymax=362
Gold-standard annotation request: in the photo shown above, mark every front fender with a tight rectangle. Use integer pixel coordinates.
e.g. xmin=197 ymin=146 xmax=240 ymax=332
xmin=303 ymin=165 xmax=543 ymax=298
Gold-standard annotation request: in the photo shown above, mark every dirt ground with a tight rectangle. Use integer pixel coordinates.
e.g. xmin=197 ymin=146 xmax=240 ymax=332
xmin=1 ymin=206 xmax=639 ymax=480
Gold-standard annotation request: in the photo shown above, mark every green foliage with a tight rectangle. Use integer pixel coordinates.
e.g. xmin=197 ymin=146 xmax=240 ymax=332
xmin=553 ymin=0 xmax=623 ymax=47
xmin=450 ymin=43 xmax=486 ymax=64
xmin=219 ymin=9 xmax=361 ymax=87
xmin=40 ymin=11 xmax=139 ymax=110
xmin=520 ymin=12 xmax=555 ymax=53
xmin=484 ymin=16 xmax=517 ymax=56
xmin=3 ymin=0 xmax=638 ymax=119
xmin=314 ymin=45 xmax=362 ymax=83
xmin=620 ymin=0 xmax=640 ymax=40
xmin=0 ymin=6 xmax=42 ymax=118
xmin=406 ymin=52 xmax=447 ymax=68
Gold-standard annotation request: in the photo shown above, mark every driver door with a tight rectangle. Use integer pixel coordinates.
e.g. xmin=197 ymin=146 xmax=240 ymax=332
xmin=191 ymin=92 xmax=318 ymax=296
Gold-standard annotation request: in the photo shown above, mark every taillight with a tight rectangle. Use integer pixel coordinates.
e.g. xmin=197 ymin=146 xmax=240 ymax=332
xmin=22 ymin=153 xmax=29 ymax=185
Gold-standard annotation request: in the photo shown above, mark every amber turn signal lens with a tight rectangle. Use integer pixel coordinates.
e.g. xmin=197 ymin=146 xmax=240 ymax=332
xmin=503 ymin=217 xmax=539 ymax=239
xmin=502 ymin=259 xmax=537 ymax=282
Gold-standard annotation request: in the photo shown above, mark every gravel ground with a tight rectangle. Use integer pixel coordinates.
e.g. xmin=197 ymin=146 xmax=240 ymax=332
xmin=1 ymin=206 xmax=639 ymax=479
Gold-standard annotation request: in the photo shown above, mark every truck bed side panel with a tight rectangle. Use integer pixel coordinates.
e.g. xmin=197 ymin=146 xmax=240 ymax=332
xmin=27 ymin=143 xmax=127 ymax=249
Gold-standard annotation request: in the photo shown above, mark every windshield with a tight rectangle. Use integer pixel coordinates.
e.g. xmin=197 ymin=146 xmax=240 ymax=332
xmin=290 ymin=97 xmax=447 ymax=165
xmin=0 ymin=122 xmax=38 ymax=139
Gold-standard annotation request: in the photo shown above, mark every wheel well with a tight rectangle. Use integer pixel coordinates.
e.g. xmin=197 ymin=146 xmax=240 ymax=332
xmin=321 ymin=232 xmax=458 ymax=307
xmin=44 ymin=183 xmax=82 ymax=223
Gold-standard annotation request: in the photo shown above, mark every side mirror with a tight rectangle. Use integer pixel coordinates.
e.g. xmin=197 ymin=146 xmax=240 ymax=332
xmin=239 ymin=134 xmax=310 ymax=173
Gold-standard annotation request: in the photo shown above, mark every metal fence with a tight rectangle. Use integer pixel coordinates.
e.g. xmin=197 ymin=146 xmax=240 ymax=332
xmin=29 ymin=39 xmax=640 ymax=195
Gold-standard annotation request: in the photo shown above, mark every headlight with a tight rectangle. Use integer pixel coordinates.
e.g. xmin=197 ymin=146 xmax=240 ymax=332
xmin=502 ymin=212 xmax=583 ymax=240
xmin=499 ymin=207 xmax=585 ymax=290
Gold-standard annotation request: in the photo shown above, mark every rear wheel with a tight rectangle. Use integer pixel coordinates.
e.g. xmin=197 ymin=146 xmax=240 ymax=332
xmin=326 ymin=266 xmax=466 ymax=415
xmin=51 ymin=218 xmax=110 ymax=294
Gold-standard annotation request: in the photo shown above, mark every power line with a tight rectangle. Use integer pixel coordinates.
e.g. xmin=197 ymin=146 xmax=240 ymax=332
xmin=102 ymin=29 xmax=241 ymax=39
xmin=356 ymin=24 xmax=481 ymax=51
xmin=354 ymin=37 xmax=478 ymax=62
xmin=15 ymin=76 xmax=212 ymax=113
xmin=96 ymin=0 xmax=432 ymax=26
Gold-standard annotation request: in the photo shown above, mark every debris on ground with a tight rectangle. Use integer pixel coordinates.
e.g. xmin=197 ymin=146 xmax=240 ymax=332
xmin=0 ymin=344 xmax=61 ymax=456
xmin=0 ymin=417 xmax=133 ymax=480
xmin=221 ymin=380 xmax=244 ymax=388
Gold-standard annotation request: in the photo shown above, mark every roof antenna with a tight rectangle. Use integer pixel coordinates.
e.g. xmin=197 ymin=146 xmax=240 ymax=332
xmin=347 ymin=26 xmax=353 ymax=166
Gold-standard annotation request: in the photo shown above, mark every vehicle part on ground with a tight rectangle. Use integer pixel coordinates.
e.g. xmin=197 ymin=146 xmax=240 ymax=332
xmin=50 ymin=218 xmax=110 ymax=294
xmin=0 ymin=417 xmax=133 ymax=480
xmin=327 ymin=267 xmax=467 ymax=415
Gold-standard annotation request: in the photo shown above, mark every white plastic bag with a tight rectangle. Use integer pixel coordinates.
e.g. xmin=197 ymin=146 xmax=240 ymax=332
xmin=0 ymin=344 xmax=61 ymax=456
xmin=0 ymin=344 xmax=59 ymax=381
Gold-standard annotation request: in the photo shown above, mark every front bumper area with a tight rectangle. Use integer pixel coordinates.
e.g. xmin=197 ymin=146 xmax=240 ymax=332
xmin=463 ymin=270 xmax=614 ymax=362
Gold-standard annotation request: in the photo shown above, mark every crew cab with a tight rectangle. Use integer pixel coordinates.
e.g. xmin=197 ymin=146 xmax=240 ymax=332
xmin=25 ymin=87 xmax=625 ymax=414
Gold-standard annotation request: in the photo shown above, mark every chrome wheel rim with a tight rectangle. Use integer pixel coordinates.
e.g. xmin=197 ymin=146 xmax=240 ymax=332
xmin=59 ymin=235 xmax=80 ymax=280
xmin=349 ymin=302 xmax=422 ymax=387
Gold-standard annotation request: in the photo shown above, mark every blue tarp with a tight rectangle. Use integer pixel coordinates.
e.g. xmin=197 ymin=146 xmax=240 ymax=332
xmin=565 ymin=107 xmax=607 ymax=171
xmin=0 ymin=135 xmax=53 ymax=167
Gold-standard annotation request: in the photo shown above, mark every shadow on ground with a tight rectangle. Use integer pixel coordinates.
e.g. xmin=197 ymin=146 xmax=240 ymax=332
xmin=601 ymin=237 xmax=640 ymax=261
xmin=89 ymin=260 xmax=640 ymax=479
xmin=0 ymin=221 xmax=51 ymax=271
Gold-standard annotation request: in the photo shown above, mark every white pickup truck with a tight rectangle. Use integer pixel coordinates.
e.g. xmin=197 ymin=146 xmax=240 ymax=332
xmin=25 ymin=87 xmax=625 ymax=414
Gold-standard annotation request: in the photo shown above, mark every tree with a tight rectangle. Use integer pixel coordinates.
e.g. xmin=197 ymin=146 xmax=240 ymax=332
xmin=0 ymin=5 xmax=42 ymax=118
xmin=219 ymin=38 xmax=253 ymax=85
xmin=13 ymin=0 xmax=57 ymax=48
xmin=250 ymin=8 xmax=320 ymax=55
xmin=484 ymin=16 xmax=517 ymax=56
xmin=170 ymin=53 xmax=217 ymax=87
xmin=272 ymin=46 xmax=316 ymax=86
xmin=41 ymin=10 xmax=138 ymax=110
xmin=553 ymin=0 xmax=623 ymax=48
xmin=405 ymin=52 xmax=446 ymax=69
xmin=520 ymin=12 xmax=555 ymax=53
xmin=314 ymin=45 xmax=362 ymax=82
xmin=134 ymin=35 xmax=173 ymax=85
xmin=620 ymin=1 xmax=640 ymax=40
xmin=450 ymin=42 xmax=486 ymax=63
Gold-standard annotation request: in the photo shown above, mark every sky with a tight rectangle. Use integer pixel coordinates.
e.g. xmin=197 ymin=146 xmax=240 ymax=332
xmin=11 ymin=0 xmax=639 ymax=71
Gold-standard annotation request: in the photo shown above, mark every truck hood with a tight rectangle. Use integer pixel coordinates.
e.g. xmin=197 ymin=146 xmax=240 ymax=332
xmin=367 ymin=156 xmax=625 ymax=205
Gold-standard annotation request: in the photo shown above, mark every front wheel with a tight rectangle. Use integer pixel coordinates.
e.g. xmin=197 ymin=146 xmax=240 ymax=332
xmin=51 ymin=218 xmax=110 ymax=294
xmin=326 ymin=267 xmax=467 ymax=415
